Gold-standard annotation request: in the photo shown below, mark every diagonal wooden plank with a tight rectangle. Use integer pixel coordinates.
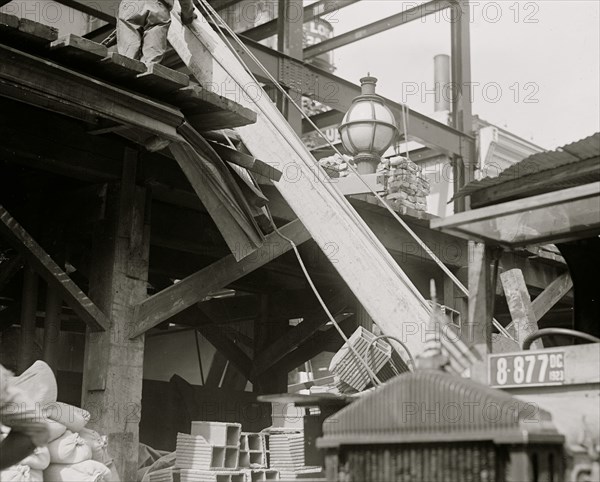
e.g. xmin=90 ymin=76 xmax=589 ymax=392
xmin=253 ymin=311 xmax=353 ymax=377
xmin=500 ymin=269 xmax=542 ymax=350
xmin=505 ymin=271 xmax=573 ymax=332
xmin=0 ymin=205 xmax=109 ymax=331
xmin=129 ymin=219 xmax=310 ymax=338
xmin=197 ymin=324 xmax=253 ymax=381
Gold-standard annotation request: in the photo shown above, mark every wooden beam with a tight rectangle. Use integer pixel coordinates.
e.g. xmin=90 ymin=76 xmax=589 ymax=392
xmin=130 ymin=219 xmax=310 ymax=338
xmin=501 ymin=269 xmax=542 ymax=349
xmin=0 ymin=44 xmax=183 ymax=140
xmin=0 ymin=205 xmax=109 ymax=332
xmin=252 ymin=308 xmax=353 ymax=377
xmin=504 ymin=271 xmax=573 ymax=333
xmin=467 ymin=242 xmax=492 ymax=355
xmin=169 ymin=11 xmax=435 ymax=359
xmin=82 ymin=148 xmax=150 ymax=481
xmin=208 ymin=141 xmax=282 ymax=181
xmin=43 ymin=285 xmax=62 ymax=374
xmin=197 ymin=324 xmax=253 ymax=381
xmin=17 ymin=263 xmax=38 ymax=373
xmin=171 ymin=123 xmax=265 ymax=259
xmin=274 ymin=317 xmax=357 ymax=375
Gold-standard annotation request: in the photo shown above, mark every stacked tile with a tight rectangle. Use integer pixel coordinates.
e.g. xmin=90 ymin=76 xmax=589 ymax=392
xmin=239 ymin=433 xmax=269 ymax=469
xmin=176 ymin=433 xmax=232 ymax=470
xmin=179 ymin=469 xmax=245 ymax=482
xmin=241 ymin=468 xmax=280 ymax=481
xmin=378 ymin=156 xmax=430 ymax=213
xmin=147 ymin=467 xmax=175 ymax=482
xmin=329 ymin=326 xmax=393 ymax=394
xmin=268 ymin=432 xmax=304 ymax=472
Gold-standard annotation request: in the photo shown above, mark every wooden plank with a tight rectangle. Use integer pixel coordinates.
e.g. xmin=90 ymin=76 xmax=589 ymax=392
xmin=253 ymin=308 xmax=353 ymax=377
xmin=504 ymin=271 xmax=573 ymax=334
xmin=173 ymin=122 xmax=265 ymax=257
xmin=209 ymin=141 xmax=283 ymax=181
xmin=97 ymin=51 xmax=147 ymax=81
xmin=136 ymin=62 xmax=190 ymax=94
xmin=0 ymin=45 xmax=183 ymax=140
xmin=0 ymin=205 xmax=109 ymax=331
xmin=173 ymin=84 xmax=257 ymax=130
xmin=0 ymin=253 xmax=23 ymax=292
xmin=43 ymin=285 xmax=62 ymax=374
xmin=500 ymin=269 xmax=542 ymax=350
xmin=129 ymin=218 xmax=310 ymax=338
xmin=197 ymin=324 xmax=253 ymax=381
xmin=0 ymin=14 xmax=58 ymax=47
xmin=467 ymin=242 xmax=492 ymax=355
xmin=531 ymin=271 xmax=573 ymax=321
xmin=17 ymin=263 xmax=39 ymax=373
xmin=169 ymin=6 xmax=435 ymax=360
xmin=49 ymin=34 xmax=108 ymax=62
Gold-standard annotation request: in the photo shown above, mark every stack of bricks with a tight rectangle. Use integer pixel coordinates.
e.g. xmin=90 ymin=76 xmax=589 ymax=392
xmin=317 ymin=153 xmax=353 ymax=178
xmin=378 ymin=156 xmax=430 ymax=213
xmin=175 ymin=422 xmax=244 ymax=482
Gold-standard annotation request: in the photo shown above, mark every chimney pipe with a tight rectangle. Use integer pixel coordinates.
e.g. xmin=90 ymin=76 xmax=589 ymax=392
xmin=434 ymin=54 xmax=451 ymax=113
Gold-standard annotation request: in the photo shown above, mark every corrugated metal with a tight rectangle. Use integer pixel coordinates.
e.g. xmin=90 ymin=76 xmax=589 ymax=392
xmin=318 ymin=370 xmax=563 ymax=447
xmin=455 ymin=132 xmax=600 ymax=200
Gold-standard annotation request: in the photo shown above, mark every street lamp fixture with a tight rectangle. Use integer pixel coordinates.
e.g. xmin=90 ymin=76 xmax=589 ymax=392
xmin=338 ymin=75 xmax=398 ymax=174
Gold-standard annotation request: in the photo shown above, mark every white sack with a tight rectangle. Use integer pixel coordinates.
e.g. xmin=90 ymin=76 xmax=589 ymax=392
xmin=11 ymin=361 xmax=57 ymax=406
xmin=47 ymin=430 xmax=92 ymax=464
xmin=44 ymin=402 xmax=90 ymax=433
xmin=47 ymin=420 xmax=67 ymax=442
xmin=79 ymin=428 xmax=111 ymax=465
xmin=0 ymin=465 xmax=43 ymax=482
xmin=44 ymin=460 xmax=111 ymax=482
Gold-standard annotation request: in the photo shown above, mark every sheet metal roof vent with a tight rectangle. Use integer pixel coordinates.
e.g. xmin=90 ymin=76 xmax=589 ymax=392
xmin=318 ymin=370 xmax=565 ymax=482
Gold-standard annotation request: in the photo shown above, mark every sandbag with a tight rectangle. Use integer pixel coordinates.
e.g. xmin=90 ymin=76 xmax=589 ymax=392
xmin=47 ymin=420 xmax=67 ymax=442
xmin=47 ymin=430 xmax=92 ymax=464
xmin=0 ymin=465 xmax=43 ymax=482
xmin=44 ymin=460 xmax=111 ymax=482
xmin=79 ymin=428 xmax=111 ymax=465
xmin=20 ymin=447 xmax=50 ymax=470
xmin=11 ymin=361 xmax=57 ymax=406
xmin=44 ymin=402 xmax=90 ymax=432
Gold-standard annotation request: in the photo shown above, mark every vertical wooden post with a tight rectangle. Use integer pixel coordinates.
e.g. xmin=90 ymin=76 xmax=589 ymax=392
xmin=254 ymin=294 xmax=288 ymax=394
xmin=43 ymin=285 xmax=62 ymax=373
xmin=467 ymin=242 xmax=492 ymax=356
xmin=81 ymin=148 xmax=150 ymax=482
xmin=18 ymin=263 xmax=39 ymax=373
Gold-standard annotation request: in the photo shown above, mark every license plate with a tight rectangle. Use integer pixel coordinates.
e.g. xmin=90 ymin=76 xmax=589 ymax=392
xmin=489 ymin=350 xmax=565 ymax=388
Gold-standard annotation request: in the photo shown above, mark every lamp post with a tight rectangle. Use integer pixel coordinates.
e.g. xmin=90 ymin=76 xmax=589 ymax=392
xmin=338 ymin=76 xmax=398 ymax=174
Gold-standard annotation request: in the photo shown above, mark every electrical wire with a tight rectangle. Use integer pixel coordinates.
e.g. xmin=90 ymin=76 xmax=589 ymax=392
xmin=195 ymin=0 xmax=513 ymax=342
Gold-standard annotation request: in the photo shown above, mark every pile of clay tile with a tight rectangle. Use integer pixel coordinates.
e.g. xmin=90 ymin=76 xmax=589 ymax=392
xmin=266 ymin=429 xmax=322 ymax=480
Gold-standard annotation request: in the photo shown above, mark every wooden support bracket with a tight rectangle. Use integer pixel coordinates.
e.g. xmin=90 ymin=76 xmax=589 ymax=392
xmin=0 ymin=205 xmax=109 ymax=331
xmin=129 ymin=219 xmax=311 ymax=338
